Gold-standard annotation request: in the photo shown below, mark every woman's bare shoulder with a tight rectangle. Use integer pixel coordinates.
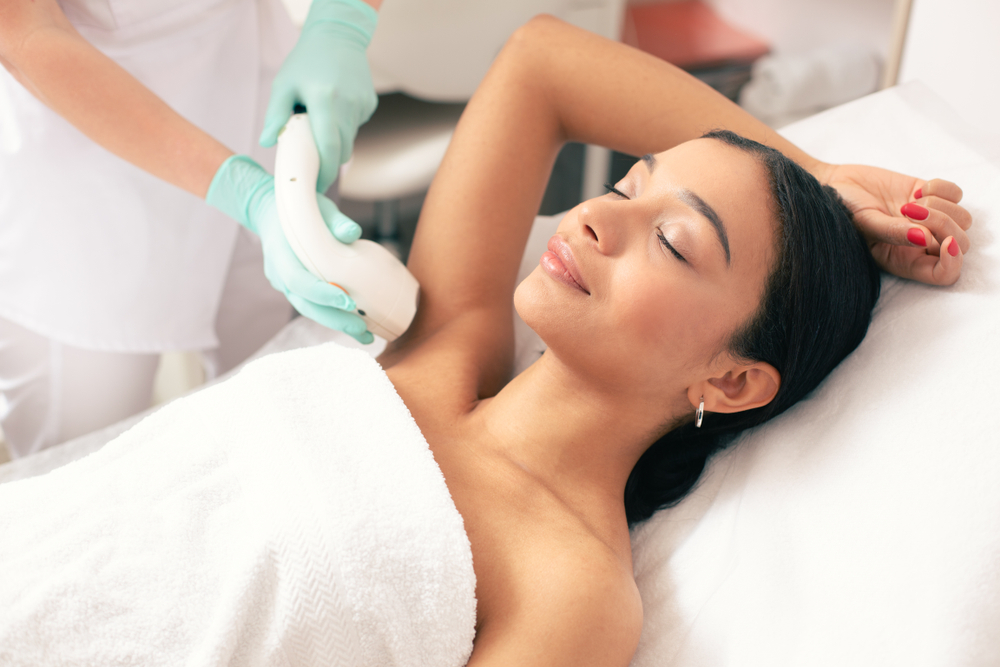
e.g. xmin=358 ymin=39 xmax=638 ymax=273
xmin=469 ymin=530 xmax=643 ymax=667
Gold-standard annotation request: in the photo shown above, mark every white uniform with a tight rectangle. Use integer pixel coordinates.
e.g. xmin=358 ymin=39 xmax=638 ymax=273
xmin=0 ymin=0 xmax=298 ymax=457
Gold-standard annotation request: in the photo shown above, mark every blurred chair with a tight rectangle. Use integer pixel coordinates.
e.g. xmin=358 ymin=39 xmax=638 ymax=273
xmin=339 ymin=93 xmax=464 ymax=255
xmin=338 ymin=0 xmax=627 ymax=252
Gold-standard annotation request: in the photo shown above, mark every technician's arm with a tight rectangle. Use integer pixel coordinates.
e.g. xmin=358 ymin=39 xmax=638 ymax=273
xmin=0 ymin=0 xmax=371 ymax=340
xmin=0 ymin=0 xmax=228 ymax=197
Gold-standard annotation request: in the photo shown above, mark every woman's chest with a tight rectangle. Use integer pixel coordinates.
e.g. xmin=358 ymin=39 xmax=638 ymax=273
xmin=383 ymin=347 xmax=626 ymax=623
xmin=412 ymin=419 xmax=607 ymax=627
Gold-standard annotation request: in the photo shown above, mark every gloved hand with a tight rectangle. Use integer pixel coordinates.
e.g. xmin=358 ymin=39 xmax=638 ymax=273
xmin=259 ymin=0 xmax=379 ymax=194
xmin=207 ymin=155 xmax=374 ymax=344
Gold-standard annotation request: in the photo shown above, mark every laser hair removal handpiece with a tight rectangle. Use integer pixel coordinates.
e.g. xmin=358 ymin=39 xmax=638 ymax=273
xmin=275 ymin=113 xmax=419 ymax=341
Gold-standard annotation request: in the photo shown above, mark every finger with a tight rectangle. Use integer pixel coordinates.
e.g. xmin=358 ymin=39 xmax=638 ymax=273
xmin=918 ymin=194 xmax=973 ymax=232
xmin=282 ymin=261 xmax=357 ymax=311
xmin=287 ymin=293 xmax=374 ymax=343
xmin=919 ymin=178 xmax=963 ymax=204
xmin=304 ymin=99 xmax=344 ymax=194
xmin=900 ymin=201 xmax=970 ymax=254
xmin=317 ymin=195 xmax=362 ymax=244
xmin=339 ymin=87 xmax=375 ymax=166
xmin=265 ymin=234 xmax=356 ymax=309
xmin=854 ymin=208 xmax=937 ymax=251
xmin=905 ymin=235 xmax=963 ymax=286
xmin=260 ymin=85 xmax=299 ymax=148
xmin=338 ymin=123 xmax=358 ymax=170
xmin=266 ymin=259 xmax=355 ymax=311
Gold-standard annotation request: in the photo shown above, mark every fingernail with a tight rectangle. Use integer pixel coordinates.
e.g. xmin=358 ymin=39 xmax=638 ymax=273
xmin=948 ymin=238 xmax=959 ymax=257
xmin=906 ymin=228 xmax=926 ymax=247
xmin=914 ymin=188 xmax=923 ymax=199
xmin=901 ymin=203 xmax=929 ymax=221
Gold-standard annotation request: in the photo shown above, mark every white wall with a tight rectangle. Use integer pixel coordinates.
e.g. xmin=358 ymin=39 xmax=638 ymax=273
xmin=897 ymin=0 xmax=999 ymax=137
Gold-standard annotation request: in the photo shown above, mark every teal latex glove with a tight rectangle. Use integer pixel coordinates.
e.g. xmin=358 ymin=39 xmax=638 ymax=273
xmin=260 ymin=0 xmax=378 ymax=194
xmin=207 ymin=155 xmax=374 ymax=344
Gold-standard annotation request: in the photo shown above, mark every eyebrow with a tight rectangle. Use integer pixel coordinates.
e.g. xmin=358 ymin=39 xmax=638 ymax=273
xmin=678 ymin=189 xmax=730 ymax=265
xmin=642 ymin=153 xmax=657 ymax=173
xmin=640 ymin=154 xmax=731 ymax=266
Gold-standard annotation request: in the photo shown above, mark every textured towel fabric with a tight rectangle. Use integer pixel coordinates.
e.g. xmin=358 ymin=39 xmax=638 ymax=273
xmin=0 ymin=343 xmax=476 ymax=667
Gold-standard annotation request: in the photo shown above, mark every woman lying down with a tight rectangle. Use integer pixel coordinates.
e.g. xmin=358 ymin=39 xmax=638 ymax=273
xmin=0 ymin=16 xmax=972 ymax=667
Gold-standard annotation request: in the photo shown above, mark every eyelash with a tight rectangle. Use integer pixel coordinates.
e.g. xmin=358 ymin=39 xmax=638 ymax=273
xmin=603 ymin=183 xmax=628 ymax=199
xmin=604 ymin=183 xmax=686 ymax=263
xmin=657 ymin=230 xmax=686 ymax=263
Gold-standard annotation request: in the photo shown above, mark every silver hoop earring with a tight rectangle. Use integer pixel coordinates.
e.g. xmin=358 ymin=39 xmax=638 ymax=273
xmin=696 ymin=397 xmax=705 ymax=428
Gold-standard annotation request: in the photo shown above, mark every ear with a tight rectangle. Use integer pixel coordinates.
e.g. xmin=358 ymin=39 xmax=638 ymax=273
xmin=687 ymin=362 xmax=780 ymax=416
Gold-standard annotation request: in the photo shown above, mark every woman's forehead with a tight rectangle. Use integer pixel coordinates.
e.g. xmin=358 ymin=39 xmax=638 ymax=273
xmin=647 ymin=140 xmax=775 ymax=265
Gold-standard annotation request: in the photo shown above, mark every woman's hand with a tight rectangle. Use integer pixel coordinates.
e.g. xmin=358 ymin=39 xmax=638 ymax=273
xmin=207 ymin=156 xmax=374 ymax=343
xmin=813 ymin=163 xmax=972 ymax=285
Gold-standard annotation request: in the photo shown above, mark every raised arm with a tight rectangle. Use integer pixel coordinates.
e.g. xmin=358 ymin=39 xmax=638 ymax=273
xmin=510 ymin=17 xmax=970 ymax=285
xmin=399 ymin=15 xmax=969 ymax=376
xmin=0 ymin=0 xmax=375 ymax=339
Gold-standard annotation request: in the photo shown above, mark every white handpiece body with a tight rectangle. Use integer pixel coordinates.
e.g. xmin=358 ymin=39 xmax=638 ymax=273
xmin=275 ymin=113 xmax=419 ymax=341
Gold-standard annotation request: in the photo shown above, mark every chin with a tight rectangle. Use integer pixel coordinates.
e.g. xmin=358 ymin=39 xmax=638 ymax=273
xmin=514 ymin=266 xmax=589 ymax=363
xmin=514 ymin=268 xmax=549 ymax=339
xmin=515 ymin=267 xmax=653 ymax=392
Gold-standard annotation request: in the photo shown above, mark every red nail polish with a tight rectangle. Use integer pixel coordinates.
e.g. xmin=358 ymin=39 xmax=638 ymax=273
xmin=906 ymin=228 xmax=926 ymax=247
xmin=948 ymin=238 xmax=959 ymax=257
xmin=901 ymin=202 xmax=929 ymax=220
xmin=914 ymin=188 xmax=923 ymax=199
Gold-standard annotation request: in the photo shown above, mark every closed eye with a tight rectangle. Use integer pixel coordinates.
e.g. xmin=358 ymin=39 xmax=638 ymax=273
xmin=657 ymin=230 xmax=686 ymax=263
xmin=604 ymin=183 xmax=629 ymax=199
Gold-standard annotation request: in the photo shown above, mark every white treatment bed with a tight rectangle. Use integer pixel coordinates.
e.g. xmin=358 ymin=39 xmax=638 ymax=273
xmin=1 ymin=83 xmax=998 ymax=666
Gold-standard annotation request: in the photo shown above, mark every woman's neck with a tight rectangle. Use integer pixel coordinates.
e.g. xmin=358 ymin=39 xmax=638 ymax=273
xmin=472 ymin=350 xmax=679 ymax=525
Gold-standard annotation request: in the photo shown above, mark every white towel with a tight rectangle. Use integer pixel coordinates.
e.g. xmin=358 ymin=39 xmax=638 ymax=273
xmin=0 ymin=343 xmax=477 ymax=667
xmin=739 ymin=44 xmax=880 ymax=119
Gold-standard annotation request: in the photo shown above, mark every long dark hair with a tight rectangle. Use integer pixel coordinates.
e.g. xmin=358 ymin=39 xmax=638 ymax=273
xmin=623 ymin=130 xmax=881 ymax=525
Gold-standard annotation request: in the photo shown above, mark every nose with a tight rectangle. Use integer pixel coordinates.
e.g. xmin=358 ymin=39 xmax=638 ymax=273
xmin=575 ymin=197 xmax=628 ymax=256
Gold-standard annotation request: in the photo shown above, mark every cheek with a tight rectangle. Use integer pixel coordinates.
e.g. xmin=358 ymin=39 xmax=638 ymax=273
xmin=515 ymin=267 xmax=630 ymax=385
xmin=613 ymin=271 xmax=733 ymax=372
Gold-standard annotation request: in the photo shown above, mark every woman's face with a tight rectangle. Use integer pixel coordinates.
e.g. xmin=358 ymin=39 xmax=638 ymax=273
xmin=515 ymin=138 xmax=777 ymax=410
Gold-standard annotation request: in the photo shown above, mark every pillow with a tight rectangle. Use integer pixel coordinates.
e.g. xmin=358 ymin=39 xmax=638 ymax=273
xmin=629 ymin=83 xmax=1000 ymax=667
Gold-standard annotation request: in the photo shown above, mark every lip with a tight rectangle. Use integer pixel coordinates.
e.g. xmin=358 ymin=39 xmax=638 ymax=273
xmin=541 ymin=235 xmax=590 ymax=294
